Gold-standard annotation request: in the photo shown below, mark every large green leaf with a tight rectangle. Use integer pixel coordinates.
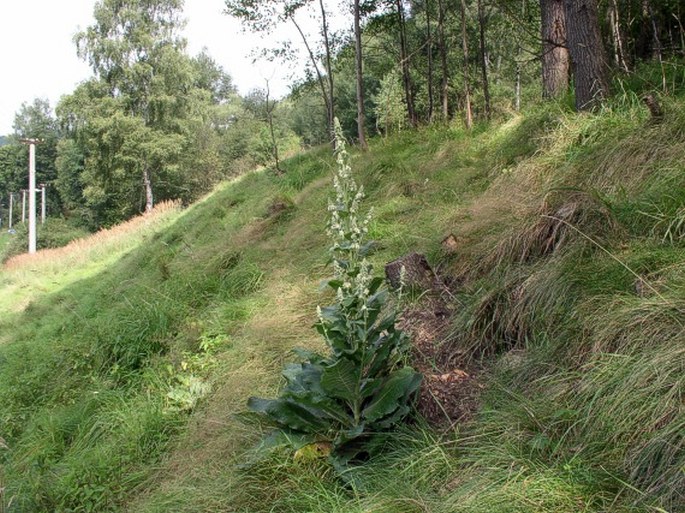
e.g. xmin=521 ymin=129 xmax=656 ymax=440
xmin=320 ymin=357 xmax=360 ymax=403
xmin=362 ymin=368 xmax=422 ymax=423
xmin=248 ymin=397 xmax=333 ymax=433
xmin=367 ymin=330 xmax=406 ymax=376
xmin=285 ymin=393 xmax=353 ymax=426
xmin=292 ymin=348 xmax=327 ymax=365
xmin=282 ymin=362 xmax=326 ymax=398
xmin=359 ymin=377 xmax=384 ymax=399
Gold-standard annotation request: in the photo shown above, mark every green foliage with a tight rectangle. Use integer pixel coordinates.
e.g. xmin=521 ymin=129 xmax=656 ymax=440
xmin=53 ymin=0 xmax=273 ymax=227
xmin=374 ymin=69 xmax=408 ymax=136
xmin=248 ymin=121 xmax=421 ymax=464
xmin=0 ymin=99 xmax=62 ymax=219
xmin=286 ymin=85 xmax=329 ymax=146
xmin=166 ymin=374 xmax=212 ymax=412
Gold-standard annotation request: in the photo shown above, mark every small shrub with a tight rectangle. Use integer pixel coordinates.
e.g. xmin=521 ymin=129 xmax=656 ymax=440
xmin=166 ymin=375 xmax=211 ymax=412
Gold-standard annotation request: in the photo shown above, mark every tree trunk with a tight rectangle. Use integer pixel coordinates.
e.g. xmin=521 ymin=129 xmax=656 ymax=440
xmin=515 ymin=62 xmax=521 ymax=111
xmin=354 ymin=0 xmax=368 ymax=149
xmin=478 ymin=0 xmax=490 ymax=119
xmin=643 ymin=0 xmax=661 ymax=60
xmin=515 ymin=0 xmax=525 ymax=111
xmin=676 ymin=4 xmax=685 ymax=55
xmin=385 ymin=252 xmax=435 ymax=291
xmin=396 ymin=0 xmax=417 ymax=127
xmin=540 ymin=0 xmax=570 ymax=98
xmin=291 ymin=16 xmax=332 ymax=137
xmin=265 ymin=80 xmax=282 ymax=174
xmin=426 ymin=0 xmax=435 ymax=122
xmin=319 ymin=0 xmax=335 ymax=143
xmin=608 ymin=0 xmax=629 ymax=72
xmin=564 ymin=0 xmax=610 ymax=110
xmin=437 ymin=0 xmax=449 ymax=119
xmin=143 ymin=167 xmax=153 ymax=213
xmin=460 ymin=0 xmax=473 ymax=129
xmin=643 ymin=0 xmax=666 ymax=92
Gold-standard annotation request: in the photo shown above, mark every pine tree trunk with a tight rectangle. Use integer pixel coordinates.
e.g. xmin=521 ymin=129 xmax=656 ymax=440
xmin=265 ymin=80 xmax=282 ymax=174
xmin=354 ymin=0 xmax=368 ymax=149
xmin=643 ymin=0 xmax=667 ymax=92
xmin=540 ymin=0 xmax=570 ymax=98
xmin=478 ymin=0 xmax=490 ymax=118
xmin=397 ymin=0 xmax=417 ymax=127
xmin=677 ymin=3 xmax=685 ymax=55
xmin=515 ymin=62 xmax=521 ymax=111
xmin=460 ymin=0 xmax=473 ymax=129
xmin=426 ymin=0 xmax=435 ymax=122
xmin=291 ymin=17 xmax=331 ymax=137
xmin=643 ymin=0 xmax=661 ymax=60
xmin=437 ymin=0 xmax=449 ymax=119
xmin=564 ymin=0 xmax=610 ymax=110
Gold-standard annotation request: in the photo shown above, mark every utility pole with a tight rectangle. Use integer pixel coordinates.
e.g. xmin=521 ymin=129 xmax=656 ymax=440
xmin=20 ymin=138 xmax=41 ymax=254
xmin=8 ymin=193 xmax=13 ymax=230
xmin=39 ymin=184 xmax=46 ymax=224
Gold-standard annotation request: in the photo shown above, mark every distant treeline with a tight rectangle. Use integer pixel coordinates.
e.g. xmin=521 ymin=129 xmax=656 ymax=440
xmin=0 ymin=0 xmax=682 ymax=232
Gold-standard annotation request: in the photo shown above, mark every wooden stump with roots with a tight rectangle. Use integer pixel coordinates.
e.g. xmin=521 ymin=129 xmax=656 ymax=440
xmin=642 ymin=94 xmax=663 ymax=120
xmin=385 ymin=252 xmax=435 ymax=291
xmin=441 ymin=234 xmax=459 ymax=254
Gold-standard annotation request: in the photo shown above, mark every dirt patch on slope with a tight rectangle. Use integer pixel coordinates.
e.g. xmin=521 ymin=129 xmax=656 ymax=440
xmin=399 ymin=292 xmax=483 ymax=427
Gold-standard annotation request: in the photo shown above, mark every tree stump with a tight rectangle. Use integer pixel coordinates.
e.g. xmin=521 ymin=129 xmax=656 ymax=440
xmin=642 ymin=94 xmax=663 ymax=120
xmin=385 ymin=252 xmax=434 ymax=290
xmin=441 ymin=234 xmax=459 ymax=254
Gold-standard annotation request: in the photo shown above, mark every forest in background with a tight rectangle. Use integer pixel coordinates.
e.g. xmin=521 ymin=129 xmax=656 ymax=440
xmin=0 ymin=0 xmax=683 ymax=248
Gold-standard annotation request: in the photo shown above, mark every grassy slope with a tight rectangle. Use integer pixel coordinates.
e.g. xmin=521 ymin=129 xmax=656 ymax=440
xmin=0 ymin=232 xmax=9 ymax=262
xmin=1 ymin=76 xmax=685 ymax=512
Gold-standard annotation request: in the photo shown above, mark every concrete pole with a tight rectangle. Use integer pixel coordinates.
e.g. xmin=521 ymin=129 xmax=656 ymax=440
xmin=8 ymin=193 xmax=13 ymax=230
xmin=20 ymin=138 xmax=41 ymax=254
xmin=40 ymin=184 xmax=46 ymax=224
xmin=21 ymin=190 xmax=26 ymax=223
xmin=28 ymin=143 xmax=37 ymax=253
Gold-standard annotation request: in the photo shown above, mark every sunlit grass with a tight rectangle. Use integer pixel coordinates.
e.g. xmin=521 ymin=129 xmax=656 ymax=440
xmin=0 ymin=200 xmax=182 ymax=315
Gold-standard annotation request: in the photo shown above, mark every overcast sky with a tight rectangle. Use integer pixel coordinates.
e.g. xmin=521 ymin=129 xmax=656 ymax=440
xmin=0 ymin=0 xmax=315 ymax=135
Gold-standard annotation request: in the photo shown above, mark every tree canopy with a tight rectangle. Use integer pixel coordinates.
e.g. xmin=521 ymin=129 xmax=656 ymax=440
xmin=1 ymin=0 xmax=682 ymax=231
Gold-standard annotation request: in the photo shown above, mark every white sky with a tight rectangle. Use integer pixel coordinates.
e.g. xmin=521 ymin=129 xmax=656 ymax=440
xmin=0 ymin=0 xmax=324 ymax=135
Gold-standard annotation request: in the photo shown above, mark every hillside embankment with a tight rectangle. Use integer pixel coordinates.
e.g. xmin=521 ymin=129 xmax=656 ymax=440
xmin=1 ymin=80 xmax=684 ymax=512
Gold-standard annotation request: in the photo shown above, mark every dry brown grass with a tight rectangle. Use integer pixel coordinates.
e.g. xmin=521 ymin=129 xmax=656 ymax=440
xmin=587 ymin=124 xmax=685 ymax=195
xmin=3 ymin=200 xmax=181 ymax=272
xmin=485 ymin=189 xmax=621 ymax=270
xmin=435 ymin=127 xmax=557 ymax=276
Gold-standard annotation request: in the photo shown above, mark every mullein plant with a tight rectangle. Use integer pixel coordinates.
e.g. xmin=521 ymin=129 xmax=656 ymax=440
xmin=248 ymin=119 xmax=422 ymax=466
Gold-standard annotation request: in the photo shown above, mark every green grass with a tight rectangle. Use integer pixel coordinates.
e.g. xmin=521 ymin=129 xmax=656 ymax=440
xmin=2 ymin=76 xmax=685 ymax=512
xmin=0 ymin=231 xmax=11 ymax=261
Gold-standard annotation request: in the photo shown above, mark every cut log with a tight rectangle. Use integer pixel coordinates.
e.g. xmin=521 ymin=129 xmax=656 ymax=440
xmin=385 ymin=252 xmax=434 ymax=290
